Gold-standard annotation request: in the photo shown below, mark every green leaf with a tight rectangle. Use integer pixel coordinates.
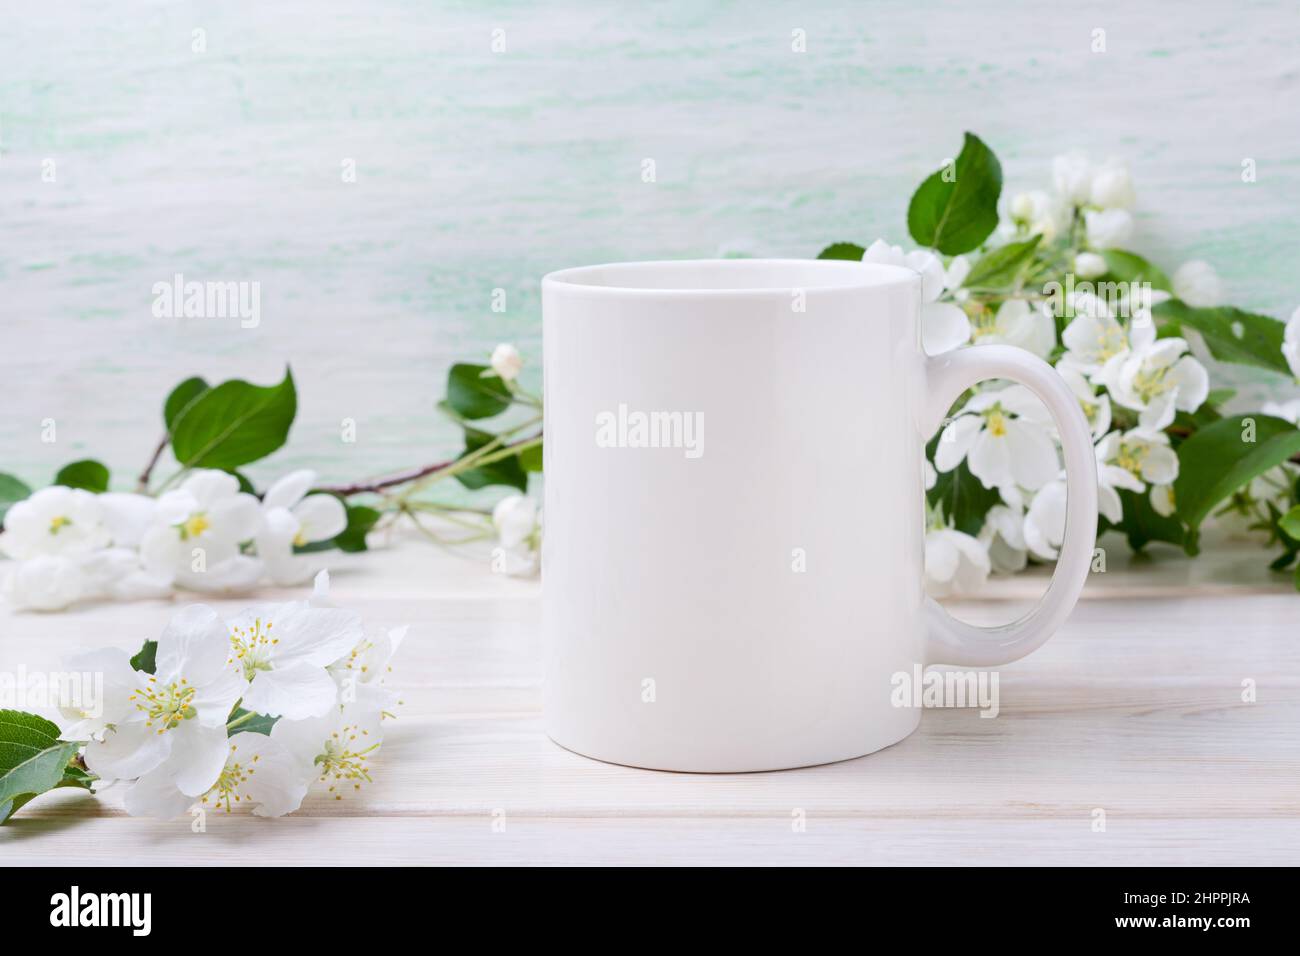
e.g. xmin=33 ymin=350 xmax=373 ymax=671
xmin=519 ymin=442 xmax=543 ymax=472
xmin=1154 ymin=301 xmax=1290 ymax=375
xmin=926 ymin=457 xmax=1001 ymax=536
xmin=0 ymin=710 xmax=79 ymax=825
xmin=170 ymin=368 xmax=297 ymax=470
xmin=130 ymin=640 xmax=158 ymax=674
xmin=1174 ymin=414 xmax=1300 ymax=552
xmin=907 ymin=132 xmax=1003 ymax=255
xmin=1205 ymin=388 xmax=1236 ymax=407
xmin=1115 ymin=488 xmax=1185 ymax=552
xmin=456 ymin=428 xmax=528 ymax=492
xmin=54 ymin=459 xmax=110 ymax=492
xmin=0 ymin=472 xmax=33 ymax=523
xmin=336 ymin=504 xmax=382 ymax=553
xmin=446 ymin=364 xmax=512 ymax=420
xmin=1100 ymin=250 xmax=1172 ymax=291
xmin=164 ymin=376 xmax=211 ymax=431
xmin=816 ymin=242 xmax=866 ymax=261
xmin=227 ymin=708 xmax=279 ymax=737
xmin=1279 ymin=505 xmax=1300 ymax=542
xmin=963 ymin=235 xmax=1041 ymax=289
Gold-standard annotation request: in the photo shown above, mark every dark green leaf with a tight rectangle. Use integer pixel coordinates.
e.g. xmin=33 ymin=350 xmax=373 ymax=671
xmin=907 ymin=132 xmax=1003 ymax=255
xmin=926 ymin=457 xmax=1001 ymax=536
xmin=519 ymin=442 xmax=543 ymax=473
xmin=54 ymin=459 xmax=110 ymax=493
xmin=170 ymin=368 xmax=297 ymax=470
xmin=455 ymin=428 xmax=528 ymax=492
xmin=227 ymin=708 xmax=279 ymax=737
xmin=1154 ymin=301 xmax=1290 ymax=375
xmin=1115 ymin=489 xmax=1185 ymax=552
xmin=164 ymin=376 xmax=211 ymax=431
xmin=130 ymin=640 xmax=158 ymax=674
xmin=1100 ymin=250 xmax=1171 ymax=291
xmin=336 ymin=504 xmax=382 ymax=553
xmin=1205 ymin=388 xmax=1236 ymax=407
xmin=962 ymin=235 xmax=1041 ymax=289
xmin=1174 ymin=414 xmax=1300 ymax=552
xmin=446 ymin=364 xmax=511 ymax=420
xmin=816 ymin=242 xmax=866 ymax=261
xmin=0 ymin=473 xmax=32 ymax=523
xmin=0 ymin=710 xmax=79 ymax=825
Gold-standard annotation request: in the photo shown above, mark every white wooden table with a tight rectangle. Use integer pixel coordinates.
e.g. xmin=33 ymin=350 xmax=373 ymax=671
xmin=3 ymin=524 xmax=1298 ymax=866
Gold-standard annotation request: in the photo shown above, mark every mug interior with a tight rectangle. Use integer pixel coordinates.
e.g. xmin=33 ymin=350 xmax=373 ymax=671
xmin=543 ymin=258 xmax=917 ymax=294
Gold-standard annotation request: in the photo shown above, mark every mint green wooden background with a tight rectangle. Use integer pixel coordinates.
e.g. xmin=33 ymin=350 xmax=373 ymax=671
xmin=2 ymin=1 xmax=1297 ymax=488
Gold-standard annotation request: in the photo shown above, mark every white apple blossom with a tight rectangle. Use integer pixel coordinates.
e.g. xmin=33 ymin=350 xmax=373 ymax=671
xmin=1 ymin=486 xmax=110 ymax=560
xmin=1059 ymin=366 xmax=1112 ymax=441
xmin=934 ymin=386 xmax=1060 ymax=491
xmin=491 ymin=343 xmax=524 ymax=382
xmin=862 ymin=239 xmax=970 ymax=354
xmin=1059 ymin=294 xmax=1132 ymax=378
xmin=492 ymin=494 xmax=541 ymax=577
xmin=226 ymin=598 xmax=364 ymax=720
xmin=969 ymin=298 xmax=1056 ymax=358
xmin=978 ymin=503 xmax=1028 ymax=574
xmin=254 ymin=469 xmax=347 ymax=586
xmin=1150 ymin=484 xmax=1177 ymax=518
xmin=1023 ymin=480 xmax=1068 ymax=561
xmin=3 ymin=556 xmax=86 ymax=612
xmin=1083 ymin=208 xmax=1134 ymax=249
xmin=271 ymin=699 xmax=385 ymax=802
xmin=1101 ymin=326 xmax=1209 ymax=431
xmin=1096 ymin=429 xmax=1179 ymax=491
xmin=83 ymin=605 xmax=247 ymax=807
xmin=1088 ymin=160 xmax=1136 ymax=209
xmin=1172 ymin=260 xmax=1224 ymax=307
xmin=125 ymin=731 xmax=308 ymax=819
xmin=1074 ymin=251 xmax=1107 ymax=280
xmin=328 ymin=621 xmax=407 ymax=711
xmin=1008 ymin=190 xmax=1068 ymax=243
xmin=1283 ymin=305 xmax=1300 ymax=379
xmin=1052 ymin=153 xmax=1094 ymax=205
xmin=923 ymin=528 xmax=990 ymax=598
xmin=944 ymin=255 xmax=971 ymax=295
xmin=140 ymin=470 xmax=264 ymax=593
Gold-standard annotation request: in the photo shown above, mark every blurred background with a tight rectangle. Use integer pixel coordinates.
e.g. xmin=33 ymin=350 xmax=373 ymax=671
xmin=2 ymin=0 xmax=1297 ymax=490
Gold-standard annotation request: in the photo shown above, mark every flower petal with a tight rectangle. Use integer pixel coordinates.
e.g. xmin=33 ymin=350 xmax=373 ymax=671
xmin=933 ymin=415 xmax=982 ymax=473
xmin=163 ymin=720 xmax=232 ymax=796
xmin=156 ymin=603 xmax=231 ymax=686
xmin=263 ymin=470 xmax=317 ymax=511
xmin=293 ymin=494 xmax=347 ymax=542
xmin=921 ymin=302 xmax=972 ymax=355
xmin=123 ymin=766 xmax=197 ymax=820
xmin=241 ymin=661 xmax=340 ymax=719
xmin=83 ymin=721 xmax=172 ymax=782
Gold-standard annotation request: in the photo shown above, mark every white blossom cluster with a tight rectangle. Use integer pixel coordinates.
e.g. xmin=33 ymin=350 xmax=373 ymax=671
xmin=64 ymin=572 xmax=404 ymax=818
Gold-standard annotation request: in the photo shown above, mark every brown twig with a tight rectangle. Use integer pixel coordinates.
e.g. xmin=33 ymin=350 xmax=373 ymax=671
xmin=316 ymin=432 xmax=541 ymax=496
xmin=136 ymin=434 xmax=169 ymax=492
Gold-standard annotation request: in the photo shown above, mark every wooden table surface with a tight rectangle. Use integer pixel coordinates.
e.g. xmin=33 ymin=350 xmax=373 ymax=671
xmin=3 ymin=524 xmax=1298 ymax=866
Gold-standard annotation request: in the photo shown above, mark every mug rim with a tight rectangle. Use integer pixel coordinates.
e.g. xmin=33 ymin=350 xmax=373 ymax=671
xmin=542 ymin=258 xmax=919 ymax=297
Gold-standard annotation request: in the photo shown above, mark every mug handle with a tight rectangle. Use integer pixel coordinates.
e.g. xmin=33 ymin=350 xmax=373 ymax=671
xmin=920 ymin=345 xmax=1098 ymax=666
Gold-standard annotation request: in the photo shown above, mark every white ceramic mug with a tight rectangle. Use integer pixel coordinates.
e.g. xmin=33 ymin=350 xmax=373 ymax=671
xmin=541 ymin=259 xmax=1097 ymax=772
